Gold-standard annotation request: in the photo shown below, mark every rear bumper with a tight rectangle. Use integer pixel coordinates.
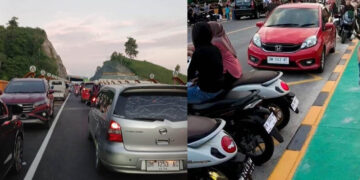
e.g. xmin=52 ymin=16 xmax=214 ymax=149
xmin=53 ymin=92 xmax=65 ymax=99
xmin=234 ymin=9 xmax=255 ymax=16
xmin=99 ymin=142 xmax=187 ymax=174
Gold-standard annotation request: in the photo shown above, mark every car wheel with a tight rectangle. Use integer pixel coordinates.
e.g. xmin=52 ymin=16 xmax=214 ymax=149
xmin=95 ymin=143 xmax=105 ymax=173
xmin=44 ymin=119 xmax=51 ymax=129
xmin=50 ymin=103 xmax=54 ymax=118
xmin=235 ymin=15 xmax=240 ymax=20
xmin=330 ymin=33 xmax=336 ymax=53
xmin=11 ymin=135 xmax=23 ymax=174
xmin=317 ymin=49 xmax=325 ymax=73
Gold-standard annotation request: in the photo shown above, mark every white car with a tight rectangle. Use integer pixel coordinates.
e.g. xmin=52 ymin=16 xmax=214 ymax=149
xmin=49 ymin=80 xmax=68 ymax=100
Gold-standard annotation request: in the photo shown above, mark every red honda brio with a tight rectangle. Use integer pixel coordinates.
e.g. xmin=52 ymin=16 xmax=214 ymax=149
xmin=248 ymin=3 xmax=336 ymax=72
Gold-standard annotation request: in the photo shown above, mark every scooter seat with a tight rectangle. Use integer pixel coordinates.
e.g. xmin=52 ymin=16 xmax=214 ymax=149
xmin=232 ymin=70 xmax=279 ymax=86
xmin=190 ymin=99 xmax=237 ymax=111
xmin=188 ymin=116 xmax=220 ymax=143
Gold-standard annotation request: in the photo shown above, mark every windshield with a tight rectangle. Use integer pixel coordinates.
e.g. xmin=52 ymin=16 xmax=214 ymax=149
xmin=5 ymin=81 xmax=45 ymax=93
xmin=114 ymin=94 xmax=187 ymax=122
xmin=265 ymin=8 xmax=319 ymax=27
xmin=85 ymin=83 xmax=94 ymax=89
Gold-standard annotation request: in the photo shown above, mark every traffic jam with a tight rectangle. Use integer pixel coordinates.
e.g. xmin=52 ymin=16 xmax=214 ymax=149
xmin=187 ymin=0 xmax=357 ymax=179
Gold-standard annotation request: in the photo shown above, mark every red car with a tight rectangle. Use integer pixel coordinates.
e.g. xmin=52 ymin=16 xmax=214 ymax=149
xmin=0 ymin=78 xmax=55 ymax=128
xmin=81 ymin=82 xmax=94 ymax=103
xmin=248 ymin=3 xmax=336 ymax=72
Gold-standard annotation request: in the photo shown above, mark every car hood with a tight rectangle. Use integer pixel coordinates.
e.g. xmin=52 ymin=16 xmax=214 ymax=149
xmin=0 ymin=93 xmax=46 ymax=104
xmin=258 ymin=27 xmax=319 ymax=44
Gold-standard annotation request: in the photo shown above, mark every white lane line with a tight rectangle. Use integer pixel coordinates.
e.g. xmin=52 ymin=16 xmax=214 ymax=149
xmin=24 ymin=94 xmax=70 ymax=180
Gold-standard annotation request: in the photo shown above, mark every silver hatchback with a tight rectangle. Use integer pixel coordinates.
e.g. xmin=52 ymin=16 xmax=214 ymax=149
xmin=88 ymin=84 xmax=187 ymax=174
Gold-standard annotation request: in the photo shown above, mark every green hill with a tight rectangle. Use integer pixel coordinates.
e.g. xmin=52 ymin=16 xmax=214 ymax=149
xmin=91 ymin=52 xmax=186 ymax=84
xmin=0 ymin=18 xmax=65 ymax=80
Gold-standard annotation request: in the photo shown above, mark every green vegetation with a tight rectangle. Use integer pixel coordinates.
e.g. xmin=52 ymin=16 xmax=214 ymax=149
xmin=124 ymin=37 xmax=138 ymax=59
xmin=0 ymin=17 xmax=59 ymax=80
xmin=93 ymin=52 xmax=186 ymax=84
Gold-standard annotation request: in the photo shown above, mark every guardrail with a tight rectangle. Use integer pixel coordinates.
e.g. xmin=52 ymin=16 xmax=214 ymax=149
xmin=0 ymin=80 xmax=8 ymax=91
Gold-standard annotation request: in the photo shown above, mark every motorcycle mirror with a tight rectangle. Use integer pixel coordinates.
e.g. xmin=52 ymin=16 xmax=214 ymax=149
xmin=256 ymin=21 xmax=264 ymax=28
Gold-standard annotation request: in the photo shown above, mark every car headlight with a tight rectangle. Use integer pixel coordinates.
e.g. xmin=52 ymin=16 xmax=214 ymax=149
xmin=252 ymin=33 xmax=262 ymax=47
xmin=33 ymin=100 xmax=47 ymax=108
xmin=301 ymin=35 xmax=317 ymax=49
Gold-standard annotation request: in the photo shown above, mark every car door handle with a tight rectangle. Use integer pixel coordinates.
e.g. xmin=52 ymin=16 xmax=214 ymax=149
xmin=156 ymin=139 xmax=170 ymax=145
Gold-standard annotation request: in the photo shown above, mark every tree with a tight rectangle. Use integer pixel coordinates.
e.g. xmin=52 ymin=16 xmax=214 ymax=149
xmin=175 ymin=64 xmax=180 ymax=72
xmin=7 ymin=17 xmax=19 ymax=28
xmin=110 ymin=51 xmax=118 ymax=60
xmin=124 ymin=37 xmax=138 ymax=59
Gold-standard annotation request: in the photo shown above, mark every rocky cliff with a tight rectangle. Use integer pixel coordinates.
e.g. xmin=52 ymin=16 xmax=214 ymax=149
xmin=41 ymin=38 xmax=67 ymax=78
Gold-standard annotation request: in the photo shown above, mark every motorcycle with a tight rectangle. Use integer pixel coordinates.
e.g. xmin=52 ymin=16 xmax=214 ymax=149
xmin=189 ymin=90 xmax=283 ymax=165
xmin=339 ymin=10 xmax=355 ymax=43
xmin=188 ymin=115 xmax=254 ymax=180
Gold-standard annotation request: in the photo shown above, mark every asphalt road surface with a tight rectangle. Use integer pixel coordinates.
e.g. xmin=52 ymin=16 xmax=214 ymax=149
xmin=188 ymin=18 xmax=350 ymax=179
xmin=6 ymin=94 xmax=186 ymax=180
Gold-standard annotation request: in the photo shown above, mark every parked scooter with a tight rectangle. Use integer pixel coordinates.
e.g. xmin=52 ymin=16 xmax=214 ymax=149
xmin=339 ymin=10 xmax=355 ymax=43
xmin=189 ymin=90 xmax=283 ymax=165
xmin=188 ymin=116 xmax=254 ymax=180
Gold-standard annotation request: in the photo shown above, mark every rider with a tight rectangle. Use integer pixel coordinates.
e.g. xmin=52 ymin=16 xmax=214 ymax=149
xmin=188 ymin=22 xmax=224 ymax=104
xmin=91 ymin=80 xmax=101 ymax=98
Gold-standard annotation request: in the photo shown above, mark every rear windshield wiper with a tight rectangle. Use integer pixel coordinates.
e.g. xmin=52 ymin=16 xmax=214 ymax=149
xmin=267 ymin=23 xmax=299 ymax=27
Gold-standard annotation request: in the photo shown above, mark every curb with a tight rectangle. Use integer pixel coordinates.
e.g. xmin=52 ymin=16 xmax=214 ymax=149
xmin=268 ymin=39 xmax=359 ymax=180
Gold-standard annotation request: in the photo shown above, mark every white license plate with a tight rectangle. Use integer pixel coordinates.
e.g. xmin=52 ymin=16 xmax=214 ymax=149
xmin=267 ymin=56 xmax=289 ymax=65
xmin=291 ymin=96 xmax=299 ymax=111
xmin=146 ymin=160 xmax=180 ymax=171
xmin=263 ymin=113 xmax=278 ymax=134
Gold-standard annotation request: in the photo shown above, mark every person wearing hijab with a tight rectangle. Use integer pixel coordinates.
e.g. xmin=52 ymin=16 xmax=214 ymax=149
xmin=188 ymin=22 xmax=224 ymax=104
xmin=208 ymin=21 xmax=242 ymax=89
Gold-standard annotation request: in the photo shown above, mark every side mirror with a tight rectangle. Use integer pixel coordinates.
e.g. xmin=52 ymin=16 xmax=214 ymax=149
xmin=256 ymin=21 xmax=264 ymax=28
xmin=49 ymin=89 xmax=55 ymax=94
xmin=325 ymin=23 xmax=333 ymax=30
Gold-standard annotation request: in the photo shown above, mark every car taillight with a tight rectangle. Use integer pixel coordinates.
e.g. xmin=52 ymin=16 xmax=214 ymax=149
xmin=280 ymin=81 xmax=290 ymax=91
xmin=108 ymin=120 xmax=123 ymax=142
xmin=221 ymin=136 xmax=236 ymax=153
xmin=91 ymin=97 xmax=96 ymax=102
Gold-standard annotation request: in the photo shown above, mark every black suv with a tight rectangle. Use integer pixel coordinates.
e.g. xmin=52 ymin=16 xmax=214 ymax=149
xmin=234 ymin=0 xmax=266 ymax=19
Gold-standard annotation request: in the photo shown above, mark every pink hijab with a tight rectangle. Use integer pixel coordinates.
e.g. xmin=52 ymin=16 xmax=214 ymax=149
xmin=208 ymin=21 xmax=242 ymax=79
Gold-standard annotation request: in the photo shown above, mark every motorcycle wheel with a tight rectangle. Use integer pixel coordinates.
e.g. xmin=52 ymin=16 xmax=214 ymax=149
xmin=341 ymin=30 xmax=347 ymax=43
xmin=232 ymin=119 xmax=274 ymax=166
xmin=262 ymin=99 xmax=290 ymax=130
xmin=188 ymin=168 xmax=228 ymax=180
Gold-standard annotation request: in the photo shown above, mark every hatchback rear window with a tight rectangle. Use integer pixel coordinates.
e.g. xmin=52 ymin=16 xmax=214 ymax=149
xmin=5 ymin=81 xmax=45 ymax=93
xmin=85 ymin=83 xmax=94 ymax=89
xmin=114 ymin=94 xmax=187 ymax=122
xmin=265 ymin=8 xmax=319 ymax=27
xmin=236 ymin=0 xmax=251 ymax=4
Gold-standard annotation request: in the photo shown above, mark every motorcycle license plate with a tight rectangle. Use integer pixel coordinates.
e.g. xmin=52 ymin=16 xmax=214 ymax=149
xmin=263 ymin=113 xmax=277 ymax=134
xmin=291 ymin=96 xmax=299 ymax=111
xmin=239 ymin=158 xmax=255 ymax=180
xmin=146 ymin=160 xmax=180 ymax=171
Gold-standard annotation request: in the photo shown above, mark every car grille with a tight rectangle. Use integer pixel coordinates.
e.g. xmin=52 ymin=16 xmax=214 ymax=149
xmin=262 ymin=43 xmax=301 ymax=53
xmin=21 ymin=104 xmax=34 ymax=113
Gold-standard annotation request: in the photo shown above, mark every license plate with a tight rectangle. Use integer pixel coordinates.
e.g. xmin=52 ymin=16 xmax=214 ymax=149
xmin=267 ymin=56 xmax=289 ymax=65
xmin=263 ymin=113 xmax=277 ymax=134
xmin=239 ymin=158 xmax=255 ymax=180
xmin=291 ymin=96 xmax=299 ymax=111
xmin=146 ymin=160 xmax=180 ymax=171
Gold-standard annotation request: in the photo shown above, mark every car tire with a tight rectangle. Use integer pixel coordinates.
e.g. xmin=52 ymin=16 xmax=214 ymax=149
xmin=50 ymin=103 xmax=54 ymax=118
xmin=10 ymin=135 xmax=23 ymax=174
xmin=95 ymin=143 xmax=105 ymax=173
xmin=44 ymin=119 xmax=51 ymax=129
xmin=330 ymin=33 xmax=336 ymax=53
xmin=235 ymin=15 xmax=240 ymax=20
xmin=317 ymin=49 xmax=326 ymax=73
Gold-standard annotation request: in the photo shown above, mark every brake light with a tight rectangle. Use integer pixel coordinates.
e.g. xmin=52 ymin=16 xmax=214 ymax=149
xmin=280 ymin=81 xmax=290 ymax=91
xmin=91 ymin=97 xmax=96 ymax=103
xmin=108 ymin=120 xmax=123 ymax=142
xmin=221 ymin=136 xmax=236 ymax=153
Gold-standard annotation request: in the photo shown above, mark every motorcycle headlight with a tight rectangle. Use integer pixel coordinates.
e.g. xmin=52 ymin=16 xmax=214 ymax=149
xmin=252 ymin=33 xmax=262 ymax=47
xmin=301 ymin=35 xmax=317 ymax=49
xmin=33 ymin=100 xmax=47 ymax=108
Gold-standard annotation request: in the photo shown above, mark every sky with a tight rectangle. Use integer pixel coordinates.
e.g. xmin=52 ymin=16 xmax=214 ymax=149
xmin=0 ymin=0 xmax=187 ymax=77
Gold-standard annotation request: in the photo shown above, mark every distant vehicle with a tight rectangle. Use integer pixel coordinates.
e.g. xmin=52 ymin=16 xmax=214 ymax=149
xmin=88 ymin=84 xmax=187 ymax=174
xmin=248 ymin=3 xmax=336 ymax=72
xmin=49 ymin=80 xmax=68 ymax=100
xmin=0 ymin=100 xmax=24 ymax=179
xmin=81 ymin=82 xmax=94 ymax=103
xmin=234 ymin=0 xmax=266 ymax=19
xmin=73 ymin=84 xmax=80 ymax=96
xmin=0 ymin=78 xmax=55 ymax=128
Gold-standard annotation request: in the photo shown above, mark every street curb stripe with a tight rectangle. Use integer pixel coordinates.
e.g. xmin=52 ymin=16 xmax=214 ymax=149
xmin=287 ymin=125 xmax=311 ymax=151
xmin=24 ymin=94 xmax=70 ymax=180
xmin=312 ymin=92 xmax=329 ymax=106
xmin=338 ymin=59 xmax=346 ymax=65
xmin=344 ymin=49 xmax=352 ymax=54
xmin=328 ymin=72 xmax=339 ymax=81
xmin=269 ymin=39 xmax=359 ymax=180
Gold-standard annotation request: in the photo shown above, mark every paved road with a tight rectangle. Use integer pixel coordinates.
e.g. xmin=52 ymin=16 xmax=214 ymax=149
xmin=6 ymin=94 xmax=186 ymax=180
xmin=188 ymin=19 xmax=350 ymax=179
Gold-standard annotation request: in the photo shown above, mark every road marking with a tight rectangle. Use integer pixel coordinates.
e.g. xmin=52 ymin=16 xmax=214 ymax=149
xmin=287 ymin=74 xmax=322 ymax=86
xmin=269 ymin=39 xmax=358 ymax=180
xmin=24 ymin=94 xmax=70 ymax=180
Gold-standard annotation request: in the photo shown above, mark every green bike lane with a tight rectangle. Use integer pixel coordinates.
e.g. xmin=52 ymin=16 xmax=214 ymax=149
xmin=293 ymin=41 xmax=360 ymax=180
